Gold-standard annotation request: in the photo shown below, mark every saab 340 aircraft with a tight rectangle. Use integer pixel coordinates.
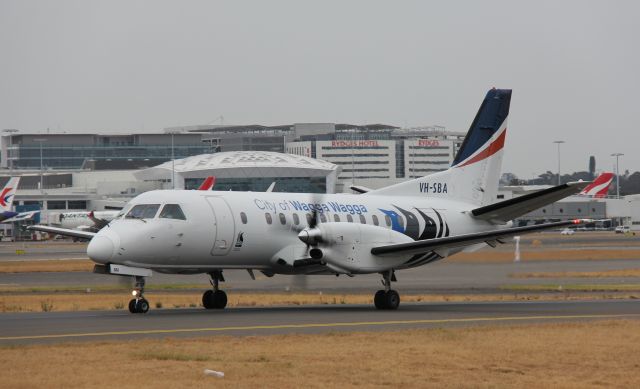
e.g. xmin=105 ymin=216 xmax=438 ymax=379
xmin=30 ymin=89 xmax=593 ymax=313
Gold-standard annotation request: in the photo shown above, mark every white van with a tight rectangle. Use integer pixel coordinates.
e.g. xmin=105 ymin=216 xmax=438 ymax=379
xmin=615 ymin=226 xmax=631 ymax=234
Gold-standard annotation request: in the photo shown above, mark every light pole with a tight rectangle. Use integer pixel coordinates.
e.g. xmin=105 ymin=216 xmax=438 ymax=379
xmin=553 ymin=140 xmax=565 ymax=185
xmin=611 ymin=153 xmax=624 ymax=199
xmin=171 ymin=133 xmax=175 ymax=189
xmin=2 ymin=129 xmax=18 ymax=174
xmin=33 ymin=138 xmax=47 ymax=191
xmin=167 ymin=131 xmax=180 ymax=189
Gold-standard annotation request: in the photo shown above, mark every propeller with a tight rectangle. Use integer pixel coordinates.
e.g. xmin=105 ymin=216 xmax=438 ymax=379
xmin=294 ymin=197 xmax=325 ymax=262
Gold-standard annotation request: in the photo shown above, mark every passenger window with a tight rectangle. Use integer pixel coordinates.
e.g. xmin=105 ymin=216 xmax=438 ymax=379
xmin=293 ymin=213 xmax=300 ymax=225
xmin=306 ymin=213 xmax=313 ymax=226
xmin=265 ymin=213 xmax=272 ymax=224
xmin=372 ymin=215 xmax=379 ymax=226
xmin=159 ymin=204 xmax=186 ymax=220
xmin=240 ymin=212 xmax=248 ymax=224
xmin=333 ymin=214 xmax=340 ymax=222
xmin=359 ymin=214 xmax=366 ymax=224
xmin=320 ymin=213 xmax=327 ymax=223
xmin=279 ymin=213 xmax=286 ymax=225
xmin=347 ymin=214 xmax=353 ymax=223
xmin=126 ymin=204 xmax=160 ymax=219
xmin=385 ymin=215 xmax=391 ymax=227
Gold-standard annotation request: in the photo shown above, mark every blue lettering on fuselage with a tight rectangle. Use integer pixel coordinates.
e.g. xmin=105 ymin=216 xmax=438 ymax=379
xmin=253 ymin=198 xmax=368 ymax=215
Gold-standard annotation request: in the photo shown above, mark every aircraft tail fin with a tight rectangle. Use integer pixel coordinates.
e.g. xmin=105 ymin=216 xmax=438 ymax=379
xmin=579 ymin=172 xmax=614 ymax=198
xmin=0 ymin=177 xmax=20 ymax=212
xmin=368 ymin=88 xmax=511 ymax=206
xmin=197 ymin=176 xmax=216 ymax=191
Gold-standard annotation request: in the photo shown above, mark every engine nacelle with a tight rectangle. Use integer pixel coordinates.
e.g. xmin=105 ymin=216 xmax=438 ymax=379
xmin=313 ymin=223 xmax=414 ymax=274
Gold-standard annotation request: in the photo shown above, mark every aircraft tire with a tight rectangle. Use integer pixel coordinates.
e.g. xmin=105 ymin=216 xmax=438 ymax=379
xmin=137 ymin=298 xmax=150 ymax=313
xmin=202 ymin=290 xmax=215 ymax=309
xmin=128 ymin=299 xmax=137 ymax=313
xmin=374 ymin=290 xmax=386 ymax=309
xmin=384 ymin=290 xmax=400 ymax=310
xmin=213 ymin=290 xmax=227 ymax=309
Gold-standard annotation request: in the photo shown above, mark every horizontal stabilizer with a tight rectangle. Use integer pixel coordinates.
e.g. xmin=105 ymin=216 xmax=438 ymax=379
xmin=88 ymin=211 xmax=110 ymax=229
xmin=471 ymin=181 xmax=590 ymax=223
xmin=350 ymin=185 xmax=372 ymax=194
xmin=4 ymin=210 xmax=40 ymax=223
xmin=371 ymin=219 xmax=591 ymax=257
xmin=27 ymin=225 xmax=96 ymax=240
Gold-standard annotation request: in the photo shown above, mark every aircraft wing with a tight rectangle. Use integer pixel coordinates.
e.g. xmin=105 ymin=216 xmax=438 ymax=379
xmin=470 ymin=181 xmax=590 ymax=223
xmin=371 ymin=219 xmax=588 ymax=257
xmin=27 ymin=225 xmax=96 ymax=240
xmin=3 ymin=210 xmax=40 ymax=223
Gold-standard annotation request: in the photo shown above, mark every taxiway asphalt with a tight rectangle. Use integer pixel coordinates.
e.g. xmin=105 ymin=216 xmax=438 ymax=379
xmin=1 ymin=300 xmax=639 ymax=345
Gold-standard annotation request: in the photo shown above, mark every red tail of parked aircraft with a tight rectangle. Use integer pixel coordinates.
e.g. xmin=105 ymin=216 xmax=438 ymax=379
xmin=579 ymin=172 xmax=614 ymax=198
xmin=197 ymin=176 xmax=215 ymax=191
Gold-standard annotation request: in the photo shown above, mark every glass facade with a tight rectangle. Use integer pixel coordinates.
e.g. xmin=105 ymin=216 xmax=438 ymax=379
xmin=185 ymin=177 xmax=326 ymax=193
xmin=11 ymin=144 xmax=209 ymax=169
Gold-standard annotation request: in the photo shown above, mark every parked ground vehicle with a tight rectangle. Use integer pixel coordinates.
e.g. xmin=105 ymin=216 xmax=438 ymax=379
xmin=614 ymin=226 xmax=630 ymax=234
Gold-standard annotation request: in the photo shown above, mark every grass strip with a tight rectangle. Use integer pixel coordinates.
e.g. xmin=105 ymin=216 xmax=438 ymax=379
xmin=511 ymin=269 xmax=640 ymax=279
xmin=1 ymin=320 xmax=640 ymax=387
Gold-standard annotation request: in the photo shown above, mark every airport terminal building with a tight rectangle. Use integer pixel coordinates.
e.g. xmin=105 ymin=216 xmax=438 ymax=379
xmin=134 ymin=151 xmax=340 ymax=194
xmin=187 ymin=123 xmax=463 ymax=191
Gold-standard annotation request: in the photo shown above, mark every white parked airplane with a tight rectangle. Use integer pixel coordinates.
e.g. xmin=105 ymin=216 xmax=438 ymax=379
xmin=30 ymin=89 xmax=592 ymax=313
xmin=0 ymin=177 xmax=40 ymax=223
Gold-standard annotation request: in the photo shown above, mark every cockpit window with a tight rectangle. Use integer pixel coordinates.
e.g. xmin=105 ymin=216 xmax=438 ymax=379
xmin=159 ymin=204 xmax=186 ymax=220
xmin=126 ymin=204 xmax=160 ymax=219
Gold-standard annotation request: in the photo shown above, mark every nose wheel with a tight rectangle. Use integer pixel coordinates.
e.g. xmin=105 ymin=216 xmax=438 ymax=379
xmin=203 ymin=270 xmax=228 ymax=309
xmin=374 ymin=270 xmax=400 ymax=310
xmin=128 ymin=276 xmax=149 ymax=313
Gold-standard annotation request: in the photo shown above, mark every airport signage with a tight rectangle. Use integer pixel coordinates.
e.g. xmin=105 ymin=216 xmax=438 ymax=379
xmin=417 ymin=139 xmax=441 ymax=147
xmin=331 ymin=140 xmax=380 ymax=147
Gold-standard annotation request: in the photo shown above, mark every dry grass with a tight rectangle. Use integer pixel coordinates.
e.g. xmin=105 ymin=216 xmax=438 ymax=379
xmin=501 ymin=284 xmax=640 ymax=292
xmin=1 ymin=291 xmax=639 ymax=313
xmin=450 ymin=249 xmax=640 ymax=263
xmin=512 ymin=268 xmax=640 ymax=279
xmin=1 ymin=320 xmax=640 ymax=388
xmin=0 ymin=259 xmax=93 ymax=273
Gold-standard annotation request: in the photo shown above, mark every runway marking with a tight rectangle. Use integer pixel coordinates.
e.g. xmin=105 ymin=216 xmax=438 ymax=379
xmin=1 ymin=313 xmax=640 ymax=341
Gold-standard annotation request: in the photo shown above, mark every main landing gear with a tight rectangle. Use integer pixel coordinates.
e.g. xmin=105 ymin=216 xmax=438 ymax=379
xmin=374 ymin=270 xmax=400 ymax=310
xmin=203 ymin=270 xmax=228 ymax=310
xmin=129 ymin=276 xmax=149 ymax=314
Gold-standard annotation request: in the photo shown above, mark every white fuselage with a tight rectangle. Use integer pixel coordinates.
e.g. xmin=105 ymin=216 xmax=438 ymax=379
xmin=88 ymin=189 xmax=503 ymax=275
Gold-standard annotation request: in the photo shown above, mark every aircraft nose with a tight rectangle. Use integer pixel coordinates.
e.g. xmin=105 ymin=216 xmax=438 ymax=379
xmin=87 ymin=236 xmax=115 ymax=263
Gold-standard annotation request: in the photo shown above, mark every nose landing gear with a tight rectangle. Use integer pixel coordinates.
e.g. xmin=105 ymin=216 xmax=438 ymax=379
xmin=203 ymin=270 xmax=227 ymax=309
xmin=374 ymin=270 xmax=400 ymax=310
xmin=129 ymin=276 xmax=149 ymax=314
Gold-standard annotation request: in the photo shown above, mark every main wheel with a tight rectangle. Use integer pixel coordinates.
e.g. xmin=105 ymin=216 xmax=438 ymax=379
xmin=374 ymin=290 xmax=386 ymax=310
xmin=213 ymin=290 xmax=227 ymax=309
xmin=128 ymin=299 xmax=137 ymax=313
xmin=384 ymin=290 xmax=400 ymax=310
xmin=202 ymin=290 xmax=215 ymax=309
xmin=137 ymin=298 xmax=150 ymax=313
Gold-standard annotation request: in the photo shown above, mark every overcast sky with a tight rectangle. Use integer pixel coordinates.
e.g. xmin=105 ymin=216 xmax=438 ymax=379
xmin=1 ymin=1 xmax=638 ymax=177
